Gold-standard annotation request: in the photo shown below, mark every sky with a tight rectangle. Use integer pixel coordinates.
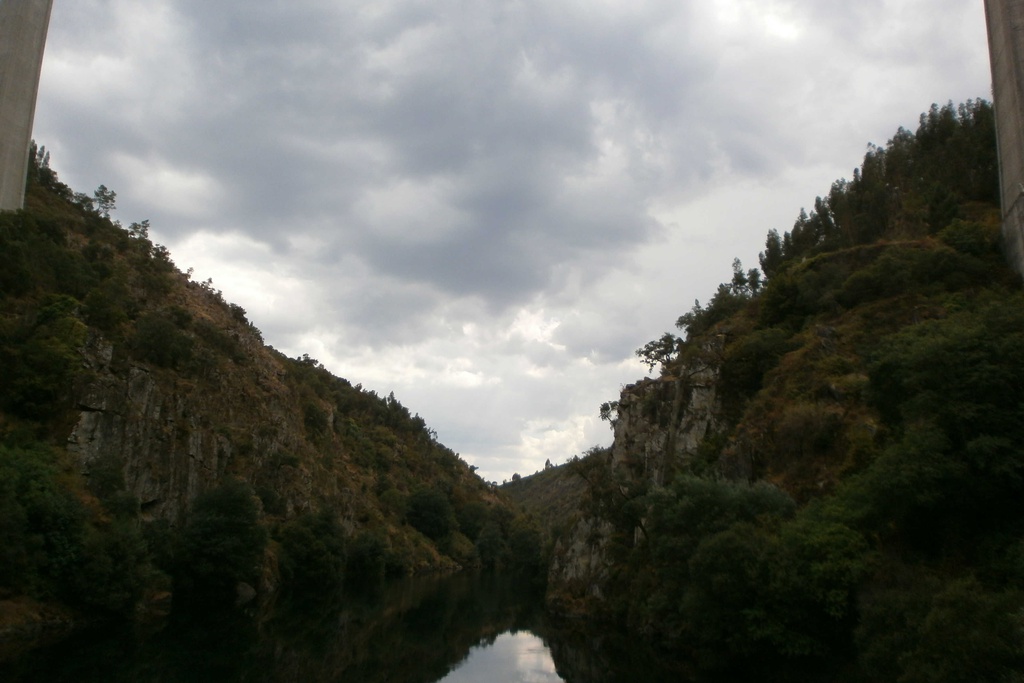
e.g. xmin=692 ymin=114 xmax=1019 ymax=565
xmin=33 ymin=0 xmax=992 ymax=484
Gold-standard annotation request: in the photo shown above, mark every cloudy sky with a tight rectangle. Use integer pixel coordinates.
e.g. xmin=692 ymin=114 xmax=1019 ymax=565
xmin=34 ymin=0 xmax=992 ymax=483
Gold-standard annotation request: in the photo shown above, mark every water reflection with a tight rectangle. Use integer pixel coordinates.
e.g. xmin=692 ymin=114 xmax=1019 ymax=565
xmin=0 ymin=572 xmax=686 ymax=683
xmin=440 ymin=631 xmax=564 ymax=683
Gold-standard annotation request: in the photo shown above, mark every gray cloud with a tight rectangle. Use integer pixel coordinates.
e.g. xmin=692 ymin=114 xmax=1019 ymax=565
xmin=34 ymin=0 xmax=993 ymax=480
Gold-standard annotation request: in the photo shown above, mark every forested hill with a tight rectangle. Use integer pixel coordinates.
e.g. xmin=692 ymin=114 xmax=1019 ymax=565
xmin=545 ymin=100 xmax=1024 ymax=681
xmin=0 ymin=148 xmax=542 ymax=625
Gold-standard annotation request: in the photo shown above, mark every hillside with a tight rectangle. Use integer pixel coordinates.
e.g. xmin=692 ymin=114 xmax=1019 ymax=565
xmin=501 ymin=458 xmax=587 ymax=536
xmin=545 ymin=100 xmax=1024 ymax=681
xmin=0 ymin=149 xmax=536 ymax=627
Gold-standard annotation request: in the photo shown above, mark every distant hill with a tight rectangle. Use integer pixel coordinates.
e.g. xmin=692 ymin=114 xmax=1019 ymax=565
xmin=501 ymin=459 xmax=588 ymax=536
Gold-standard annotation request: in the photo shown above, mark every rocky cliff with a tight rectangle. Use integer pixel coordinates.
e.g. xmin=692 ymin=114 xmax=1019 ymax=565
xmin=0 ymin=152 xmax=520 ymax=623
xmin=546 ymin=349 xmax=722 ymax=614
xmin=67 ymin=311 xmax=304 ymax=524
xmin=543 ymin=101 xmax=1024 ymax=680
xmin=609 ymin=351 xmax=719 ymax=484
xmin=37 ymin=252 xmax=494 ymax=549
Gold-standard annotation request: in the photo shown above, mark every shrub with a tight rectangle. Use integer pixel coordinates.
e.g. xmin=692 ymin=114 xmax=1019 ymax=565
xmin=0 ymin=295 xmax=87 ymax=419
xmin=73 ymin=520 xmax=148 ymax=614
xmin=346 ymin=531 xmax=387 ymax=586
xmin=177 ymin=479 xmax=267 ymax=602
xmin=277 ymin=511 xmax=345 ymax=594
xmin=133 ymin=312 xmax=193 ymax=369
xmin=0 ymin=443 xmax=86 ymax=597
xmin=857 ymin=576 xmax=1024 ymax=682
xmin=406 ymin=488 xmax=455 ymax=541
xmin=938 ymin=219 xmax=998 ymax=256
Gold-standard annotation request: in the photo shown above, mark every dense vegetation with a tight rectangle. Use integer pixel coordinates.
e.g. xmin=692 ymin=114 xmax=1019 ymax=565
xmin=0 ymin=148 xmax=543 ymax=621
xmin=554 ymin=100 xmax=1024 ymax=680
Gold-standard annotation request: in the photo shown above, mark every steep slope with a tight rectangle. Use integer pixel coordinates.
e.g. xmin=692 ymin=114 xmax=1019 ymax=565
xmin=501 ymin=461 xmax=587 ymax=535
xmin=0 ymin=149 xmax=526 ymax=624
xmin=547 ymin=100 xmax=1024 ymax=680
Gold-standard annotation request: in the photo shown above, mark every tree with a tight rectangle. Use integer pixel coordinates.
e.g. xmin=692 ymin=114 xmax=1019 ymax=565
xmin=455 ymin=501 xmax=489 ymax=540
xmin=475 ymin=521 xmax=506 ymax=569
xmin=93 ymin=185 xmax=116 ymax=219
xmin=636 ymin=332 xmax=680 ymax=372
xmin=406 ymin=488 xmax=455 ymax=541
xmin=277 ymin=511 xmax=345 ymax=595
xmin=760 ymin=229 xmax=785 ymax=278
xmin=133 ymin=312 xmax=193 ymax=369
xmin=507 ymin=516 xmax=545 ymax=583
xmin=177 ymin=479 xmax=267 ymax=603
xmin=346 ymin=531 xmax=387 ymax=586
xmin=599 ymin=401 xmax=619 ymax=424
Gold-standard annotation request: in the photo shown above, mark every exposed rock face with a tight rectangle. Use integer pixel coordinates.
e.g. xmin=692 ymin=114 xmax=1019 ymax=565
xmin=546 ymin=516 xmax=614 ymax=614
xmin=64 ymin=317 xmax=327 ymax=524
xmin=547 ymin=350 xmax=722 ymax=611
xmin=609 ymin=358 xmax=719 ymax=484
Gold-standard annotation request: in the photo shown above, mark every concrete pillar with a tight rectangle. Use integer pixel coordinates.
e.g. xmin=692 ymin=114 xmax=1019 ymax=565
xmin=985 ymin=0 xmax=1024 ymax=276
xmin=0 ymin=0 xmax=54 ymax=211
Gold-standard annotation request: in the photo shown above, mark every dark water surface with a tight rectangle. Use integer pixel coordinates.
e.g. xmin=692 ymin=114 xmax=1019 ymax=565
xmin=0 ymin=573 xmax=685 ymax=682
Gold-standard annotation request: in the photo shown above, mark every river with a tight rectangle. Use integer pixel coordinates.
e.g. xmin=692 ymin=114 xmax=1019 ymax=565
xmin=0 ymin=572 xmax=686 ymax=682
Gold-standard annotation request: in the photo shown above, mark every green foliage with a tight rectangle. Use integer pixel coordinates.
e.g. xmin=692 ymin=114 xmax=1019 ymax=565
xmin=681 ymin=514 xmax=865 ymax=672
xmin=938 ymin=218 xmax=999 ymax=256
xmin=0 ymin=443 xmax=86 ymax=598
xmin=193 ymin=319 xmax=246 ymax=363
xmin=635 ymin=332 xmax=680 ymax=373
xmin=773 ymin=516 xmax=870 ymax=622
xmin=615 ymin=477 xmax=796 ymax=651
xmin=570 ymin=471 xmax=875 ymax=676
xmin=0 ymin=442 xmax=159 ymax=615
xmin=406 ymin=488 xmax=455 ymax=541
xmin=757 ymin=100 xmax=996 ymax=275
xmin=0 ymin=145 xmax=507 ymax=622
xmin=255 ymin=484 xmax=286 ymax=516
xmin=846 ymin=295 xmax=1024 ymax=563
xmin=132 ymin=312 xmax=194 ymax=369
xmin=177 ymin=479 xmax=267 ymax=602
xmin=73 ymin=520 xmax=149 ymax=614
xmin=756 ymin=256 xmax=849 ymax=328
xmin=0 ymin=295 xmax=88 ymax=419
xmin=839 ymin=245 xmax=990 ymax=309
xmin=455 ymin=500 xmax=489 ymax=541
xmin=676 ymin=285 xmax=748 ymax=340
xmin=93 ymin=184 xmax=117 ymax=219
xmin=647 ymin=476 xmax=796 ymax=559
xmin=143 ymin=519 xmax=177 ymax=574
xmin=577 ymin=99 xmax=1019 ymax=678
xmin=719 ymin=326 xmax=796 ymax=414
xmin=507 ymin=517 xmax=545 ymax=582
xmin=760 ymin=229 xmax=785 ymax=278
xmin=870 ymin=295 xmax=1024 ymax=446
xmin=475 ymin=521 xmax=506 ymax=569
xmin=83 ymin=276 xmax=131 ymax=333
xmin=303 ymin=402 xmax=329 ymax=437
xmin=857 ymin=576 xmax=1024 ymax=682
xmin=567 ymin=447 xmax=650 ymax=536
xmin=277 ymin=511 xmax=346 ymax=595
xmin=443 ymin=530 xmax=479 ymax=568
xmin=927 ymin=183 xmax=961 ymax=232
xmin=346 ymin=531 xmax=387 ymax=586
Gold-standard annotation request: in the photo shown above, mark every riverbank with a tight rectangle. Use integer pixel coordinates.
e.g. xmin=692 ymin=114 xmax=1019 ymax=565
xmin=0 ymin=596 xmax=79 ymax=659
